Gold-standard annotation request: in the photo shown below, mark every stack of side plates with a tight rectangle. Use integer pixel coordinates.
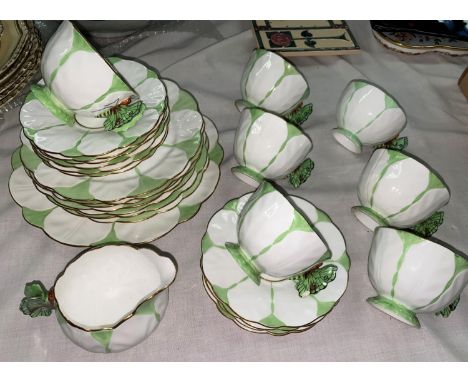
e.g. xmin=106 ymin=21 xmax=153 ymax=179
xmin=0 ymin=21 xmax=42 ymax=112
xmin=201 ymin=193 xmax=350 ymax=335
xmin=9 ymin=58 xmax=223 ymax=246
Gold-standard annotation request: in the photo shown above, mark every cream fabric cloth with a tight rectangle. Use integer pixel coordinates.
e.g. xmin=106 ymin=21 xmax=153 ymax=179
xmin=1 ymin=21 xmax=468 ymax=361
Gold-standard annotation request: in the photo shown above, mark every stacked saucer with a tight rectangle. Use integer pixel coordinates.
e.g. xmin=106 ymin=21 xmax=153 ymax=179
xmin=201 ymin=192 xmax=350 ymax=335
xmin=9 ymin=22 xmax=223 ymax=246
xmin=0 ymin=21 xmax=42 ymax=111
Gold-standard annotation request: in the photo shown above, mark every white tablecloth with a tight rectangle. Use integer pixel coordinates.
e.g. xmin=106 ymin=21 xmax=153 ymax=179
xmin=1 ymin=21 xmax=468 ymax=361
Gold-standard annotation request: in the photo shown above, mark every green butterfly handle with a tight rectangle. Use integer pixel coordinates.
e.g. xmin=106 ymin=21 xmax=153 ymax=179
xmin=291 ymin=264 xmax=338 ymax=298
xmin=375 ymin=136 xmax=409 ymax=151
xmin=225 ymin=243 xmax=261 ymax=286
xmin=410 ymin=211 xmax=444 ymax=238
xmin=19 ymin=281 xmax=55 ymax=318
xmin=30 ymin=85 xmax=75 ymax=126
xmin=285 ymin=103 xmax=313 ymax=126
xmin=436 ymin=295 xmax=460 ymax=318
xmin=288 ymin=158 xmax=314 ymax=188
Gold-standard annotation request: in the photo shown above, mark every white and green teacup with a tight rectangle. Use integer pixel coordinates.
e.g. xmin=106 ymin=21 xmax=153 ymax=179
xmin=353 ymin=148 xmax=450 ymax=231
xmin=232 ymin=107 xmax=313 ymax=188
xmin=34 ymin=21 xmax=143 ymax=131
xmin=225 ymin=181 xmax=330 ymax=285
xmin=333 ymin=80 xmax=406 ymax=154
xmin=20 ymin=244 xmax=176 ymax=353
xmin=367 ymin=227 xmax=468 ymax=328
xmin=236 ymin=49 xmax=309 ymax=115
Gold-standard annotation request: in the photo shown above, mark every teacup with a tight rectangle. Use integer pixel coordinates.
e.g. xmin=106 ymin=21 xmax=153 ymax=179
xmin=20 ymin=244 xmax=176 ymax=353
xmin=235 ymin=49 xmax=309 ymax=115
xmin=232 ymin=107 xmax=313 ymax=188
xmin=33 ymin=21 xmax=143 ymax=130
xmin=225 ymin=181 xmax=330 ymax=285
xmin=333 ymin=80 xmax=406 ymax=154
xmin=367 ymin=227 xmax=468 ymax=328
xmin=352 ymin=148 xmax=450 ymax=231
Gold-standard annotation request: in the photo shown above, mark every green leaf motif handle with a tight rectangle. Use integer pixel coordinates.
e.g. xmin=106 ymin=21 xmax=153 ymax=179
xmin=436 ymin=295 xmax=460 ymax=318
xmin=100 ymin=100 xmax=145 ymax=132
xmin=410 ymin=211 xmax=444 ymax=238
xmin=375 ymin=136 xmax=408 ymax=151
xmin=288 ymin=158 xmax=314 ymax=188
xmin=19 ymin=281 xmax=54 ymax=318
xmin=285 ymin=103 xmax=313 ymax=126
xmin=291 ymin=264 xmax=338 ymax=298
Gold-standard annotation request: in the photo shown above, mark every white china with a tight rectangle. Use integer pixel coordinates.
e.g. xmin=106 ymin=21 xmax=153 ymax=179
xmin=232 ymin=107 xmax=312 ymax=187
xmin=225 ymin=181 xmax=329 ymax=284
xmin=367 ymin=227 xmax=468 ymax=328
xmin=352 ymin=148 xmax=450 ymax=231
xmin=9 ymin=67 xmax=223 ymax=246
xmin=20 ymin=245 xmax=176 ymax=352
xmin=39 ymin=21 xmax=138 ymax=128
xmin=236 ymin=49 xmax=309 ymax=115
xmin=333 ymin=79 xmax=406 ymax=154
xmin=202 ymin=192 xmax=349 ymax=332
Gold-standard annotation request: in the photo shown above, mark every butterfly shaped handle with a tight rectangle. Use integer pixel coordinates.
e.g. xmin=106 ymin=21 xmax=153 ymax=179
xmin=436 ymin=295 xmax=460 ymax=318
xmin=410 ymin=211 xmax=444 ymax=238
xmin=375 ymin=136 xmax=409 ymax=151
xmin=291 ymin=264 xmax=338 ymax=298
xmin=285 ymin=103 xmax=313 ymax=126
xmin=288 ymin=158 xmax=314 ymax=188
xmin=19 ymin=281 xmax=55 ymax=318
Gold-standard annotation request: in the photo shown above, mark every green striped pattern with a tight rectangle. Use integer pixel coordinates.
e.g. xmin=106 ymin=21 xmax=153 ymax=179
xmin=234 ymin=108 xmax=311 ymax=182
xmin=43 ymin=21 xmax=135 ymax=116
xmin=202 ymin=193 xmax=350 ymax=329
xmin=368 ymin=228 xmax=468 ymax=325
xmin=337 ymin=80 xmax=405 ymax=148
xmin=22 ymin=57 xmax=166 ymax=157
xmin=240 ymin=49 xmax=309 ymax=114
xmin=56 ymin=290 xmax=168 ymax=353
xmin=359 ymin=149 xmax=449 ymax=227
xmin=10 ymin=68 xmax=224 ymax=246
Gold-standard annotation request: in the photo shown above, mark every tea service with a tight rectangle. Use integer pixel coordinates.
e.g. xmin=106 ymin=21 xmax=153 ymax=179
xmin=12 ymin=22 xmax=467 ymax=353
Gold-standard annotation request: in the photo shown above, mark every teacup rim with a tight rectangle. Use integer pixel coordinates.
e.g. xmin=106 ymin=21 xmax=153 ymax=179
xmin=374 ymin=226 xmax=468 ymax=263
xmin=372 ymin=147 xmax=451 ymax=197
xmin=53 ymin=242 xmax=177 ymax=333
xmin=344 ymin=78 xmax=407 ymax=120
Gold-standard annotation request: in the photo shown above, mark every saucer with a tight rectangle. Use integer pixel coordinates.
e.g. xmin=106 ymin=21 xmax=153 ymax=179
xmin=9 ymin=72 xmax=223 ymax=246
xmin=21 ymin=58 xmax=167 ymax=162
xmin=19 ymin=86 xmax=208 ymax=208
xmin=9 ymin=136 xmax=221 ymax=246
xmin=201 ymin=193 xmax=349 ymax=332
xmin=202 ymin=275 xmax=323 ymax=335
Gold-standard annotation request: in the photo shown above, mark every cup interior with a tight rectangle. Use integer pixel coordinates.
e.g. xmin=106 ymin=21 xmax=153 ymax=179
xmin=54 ymin=245 xmax=175 ymax=330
